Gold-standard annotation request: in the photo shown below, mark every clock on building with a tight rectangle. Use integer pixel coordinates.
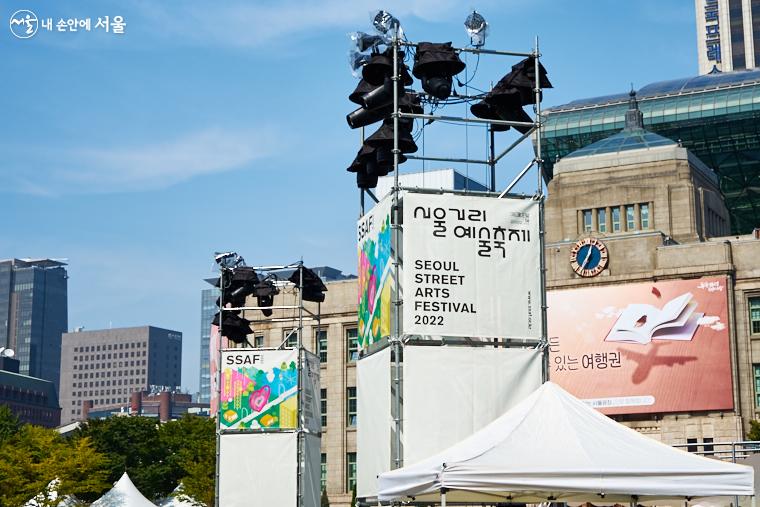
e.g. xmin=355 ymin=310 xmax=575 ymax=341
xmin=569 ymin=237 xmax=609 ymax=277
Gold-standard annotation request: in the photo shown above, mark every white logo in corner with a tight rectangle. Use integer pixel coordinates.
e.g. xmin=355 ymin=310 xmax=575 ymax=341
xmin=9 ymin=10 xmax=38 ymax=39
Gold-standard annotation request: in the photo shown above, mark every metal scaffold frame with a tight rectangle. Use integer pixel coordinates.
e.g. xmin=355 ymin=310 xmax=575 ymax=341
xmin=213 ymin=261 xmax=321 ymax=507
xmin=357 ymin=33 xmax=550 ymax=479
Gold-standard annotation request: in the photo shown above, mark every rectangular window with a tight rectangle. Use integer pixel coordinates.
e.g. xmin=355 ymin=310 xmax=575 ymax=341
xmin=284 ymin=329 xmax=298 ymax=348
xmin=703 ymin=437 xmax=714 ymax=454
xmin=612 ymin=206 xmax=621 ymax=232
xmin=640 ymin=203 xmax=650 ymax=229
xmin=755 ymin=364 xmax=760 ymax=407
xmin=346 ymin=328 xmax=359 ymax=362
xmin=626 ymin=205 xmax=635 ymax=230
xmin=346 ymin=387 xmax=357 ymax=427
xmin=582 ymin=209 xmax=592 ymax=232
xmin=597 ymin=208 xmax=606 ymax=233
xmin=687 ymin=437 xmax=698 ymax=453
xmin=750 ymin=298 xmax=760 ymax=335
xmin=321 ymin=453 xmax=327 ymax=492
xmin=346 ymin=452 xmax=357 ymax=493
xmin=254 ymin=335 xmax=264 ymax=347
xmin=316 ymin=329 xmax=328 ymax=363
xmin=320 ymin=388 xmax=327 ymax=427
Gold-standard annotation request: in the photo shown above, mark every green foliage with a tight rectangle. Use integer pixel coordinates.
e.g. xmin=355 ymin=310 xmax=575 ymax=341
xmin=0 ymin=424 xmax=109 ymax=507
xmin=162 ymin=415 xmax=216 ymax=506
xmin=321 ymin=488 xmax=330 ymax=507
xmin=77 ymin=414 xmax=216 ymax=504
xmin=0 ymin=405 xmax=20 ymax=444
xmin=747 ymin=419 xmax=760 ymax=441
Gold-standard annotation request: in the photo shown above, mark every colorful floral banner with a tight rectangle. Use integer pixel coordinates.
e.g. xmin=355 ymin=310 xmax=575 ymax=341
xmin=219 ymin=349 xmax=298 ymax=429
xmin=357 ymin=197 xmax=394 ymax=350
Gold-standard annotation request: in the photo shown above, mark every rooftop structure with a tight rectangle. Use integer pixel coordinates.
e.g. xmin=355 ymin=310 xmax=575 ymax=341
xmin=541 ymin=69 xmax=760 ymax=233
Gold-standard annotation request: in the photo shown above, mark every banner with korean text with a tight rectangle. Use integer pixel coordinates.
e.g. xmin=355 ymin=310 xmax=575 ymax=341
xmin=219 ymin=348 xmax=299 ymax=430
xmin=402 ymin=193 xmax=541 ymax=338
xmin=548 ymin=277 xmax=733 ymax=415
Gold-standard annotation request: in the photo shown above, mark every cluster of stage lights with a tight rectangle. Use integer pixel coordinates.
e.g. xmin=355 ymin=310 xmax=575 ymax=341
xmin=212 ymin=252 xmax=327 ymax=345
xmin=346 ymin=10 xmax=552 ymax=190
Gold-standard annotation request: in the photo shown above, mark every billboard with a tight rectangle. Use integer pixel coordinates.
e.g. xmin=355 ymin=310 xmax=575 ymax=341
xmin=357 ymin=196 xmax=394 ymax=350
xmin=219 ymin=349 xmax=299 ymax=429
xmin=402 ymin=193 xmax=541 ymax=338
xmin=548 ymin=277 xmax=733 ymax=415
xmin=209 ymin=324 xmax=229 ymax=417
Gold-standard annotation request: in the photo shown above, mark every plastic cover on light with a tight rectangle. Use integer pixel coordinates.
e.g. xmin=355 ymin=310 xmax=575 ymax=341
xmin=372 ymin=10 xmax=401 ymax=36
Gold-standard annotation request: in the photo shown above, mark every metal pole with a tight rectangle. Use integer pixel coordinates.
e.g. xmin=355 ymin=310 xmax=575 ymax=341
xmin=391 ymin=29 xmax=403 ymax=470
xmin=297 ymin=262 xmax=304 ymax=507
xmin=489 ymin=126 xmax=496 ymax=192
xmin=539 ymin=197 xmax=549 ymax=383
xmin=501 ymin=159 xmax=536 ymax=197
xmin=441 ymin=490 xmax=447 ymax=507
xmin=493 ymin=127 xmax=537 ymax=163
xmin=534 ymin=36 xmax=544 ymax=190
xmin=214 ymin=268 xmax=224 ymax=507
xmin=532 ymin=36 xmax=550 ymax=384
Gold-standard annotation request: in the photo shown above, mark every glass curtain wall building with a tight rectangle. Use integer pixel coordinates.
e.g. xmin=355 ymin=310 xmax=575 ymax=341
xmin=0 ymin=259 xmax=68 ymax=392
xmin=198 ymin=278 xmax=219 ymax=404
xmin=540 ymin=69 xmax=760 ymax=233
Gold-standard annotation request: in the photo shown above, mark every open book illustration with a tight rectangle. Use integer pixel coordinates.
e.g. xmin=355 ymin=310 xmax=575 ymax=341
xmin=605 ymin=292 xmax=703 ymax=345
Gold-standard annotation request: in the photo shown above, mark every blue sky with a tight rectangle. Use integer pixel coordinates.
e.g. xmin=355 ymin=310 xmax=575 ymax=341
xmin=1 ymin=0 xmax=697 ymax=395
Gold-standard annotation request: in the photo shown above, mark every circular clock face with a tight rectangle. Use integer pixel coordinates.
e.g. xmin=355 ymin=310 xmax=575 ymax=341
xmin=569 ymin=237 xmax=609 ymax=277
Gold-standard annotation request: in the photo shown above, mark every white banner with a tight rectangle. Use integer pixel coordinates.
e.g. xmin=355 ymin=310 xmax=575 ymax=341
xmin=402 ymin=346 xmax=542 ymax=465
xmin=402 ymin=193 xmax=541 ymax=338
xmin=219 ymin=432 xmax=297 ymax=506
xmin=357 ymin=347 xmax=392 ymax=499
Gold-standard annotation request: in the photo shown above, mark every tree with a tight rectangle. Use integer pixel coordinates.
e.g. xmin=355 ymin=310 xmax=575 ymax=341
xmin=160 ymin=415 xmax=216 ymax=506
xmin=77 ymin=416 xmax=171 ymax=500
xmin=747 ymin=419 xmax=760 ymax=441
xmin=0 ymin=405 xmax=20 ymax=444
xmin=0 ymin=424 xmax=109 ymax=507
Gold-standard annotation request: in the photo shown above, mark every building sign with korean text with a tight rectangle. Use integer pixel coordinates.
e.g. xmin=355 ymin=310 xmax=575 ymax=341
xmin=548 ymin=277 xmax=733 ymax=415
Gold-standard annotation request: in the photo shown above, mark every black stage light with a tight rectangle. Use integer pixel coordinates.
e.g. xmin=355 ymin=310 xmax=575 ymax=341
xmin=218 ymin=313 xmax=253 ymax=345
xmin=362 ymin=48 xmax=413 ymax=87
xmin=365 ymin=117 xmax=418 ymax=155
xmin=288 ymin=267 xmax=328 ymax=303
xmin=347 ymin=86 xmax=421 ymax=129
xmin=412 ymin=42 xmax=465 ymax=99
xmin=253 ymin=277 xmax=279 ymax=317
xmin=470 ymin=101 xmax=510 ymax=132
xmin=471 ymin=56 xmax=552 ymax=133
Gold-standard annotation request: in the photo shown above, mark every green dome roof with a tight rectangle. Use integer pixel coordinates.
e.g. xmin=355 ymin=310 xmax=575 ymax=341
xmin=564 ymin=127 xmax=676 ymax=158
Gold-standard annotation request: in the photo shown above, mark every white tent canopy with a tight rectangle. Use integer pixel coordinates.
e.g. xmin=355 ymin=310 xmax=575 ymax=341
xmin=378 ymin=382 xmax=754 ymax=504
xmin=91 ymin=472 xmax=157 ymax=507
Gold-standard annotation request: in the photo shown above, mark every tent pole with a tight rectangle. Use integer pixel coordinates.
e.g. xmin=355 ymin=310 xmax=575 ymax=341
xmin=441 ymin=489 xmax=447 ymax=507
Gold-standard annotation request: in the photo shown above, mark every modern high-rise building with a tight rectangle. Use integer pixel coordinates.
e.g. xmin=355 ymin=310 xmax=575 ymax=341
xmin=58 ymin=326 xmax=182 ymax=425
xmin=0 ymin=258 xmax=68 ymax=393
xmin=696 ymin=0 xmax=760 ymax=74
xmin=198 ymin=279 xmax=219 ymax=404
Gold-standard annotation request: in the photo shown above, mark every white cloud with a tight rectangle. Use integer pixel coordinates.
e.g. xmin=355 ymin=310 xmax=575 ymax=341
xmin=4 ymin=126 xmax=276 ymax=194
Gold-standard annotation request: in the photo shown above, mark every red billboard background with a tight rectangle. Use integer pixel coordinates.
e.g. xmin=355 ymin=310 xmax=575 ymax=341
xmin=548 ymin=276 xmax=733 ymax=415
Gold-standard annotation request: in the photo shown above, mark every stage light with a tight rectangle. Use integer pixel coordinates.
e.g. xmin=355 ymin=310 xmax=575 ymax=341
xmin=253 ymin=276 xmax=279 ymax=317
xmin=288 ymin=267 xmax=328 ymax=303
xmin=412 ymin=42 xmax=465 ymax=99
xmin=362 ymin=48 xmax=413 ymax=87
xmin=213 ymin=312 xmax=253 ymax=345
xmin=464 ymin=11 xmax=488 ymax=47
xmin=471 ymin=56 xmax=552 ymax=133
